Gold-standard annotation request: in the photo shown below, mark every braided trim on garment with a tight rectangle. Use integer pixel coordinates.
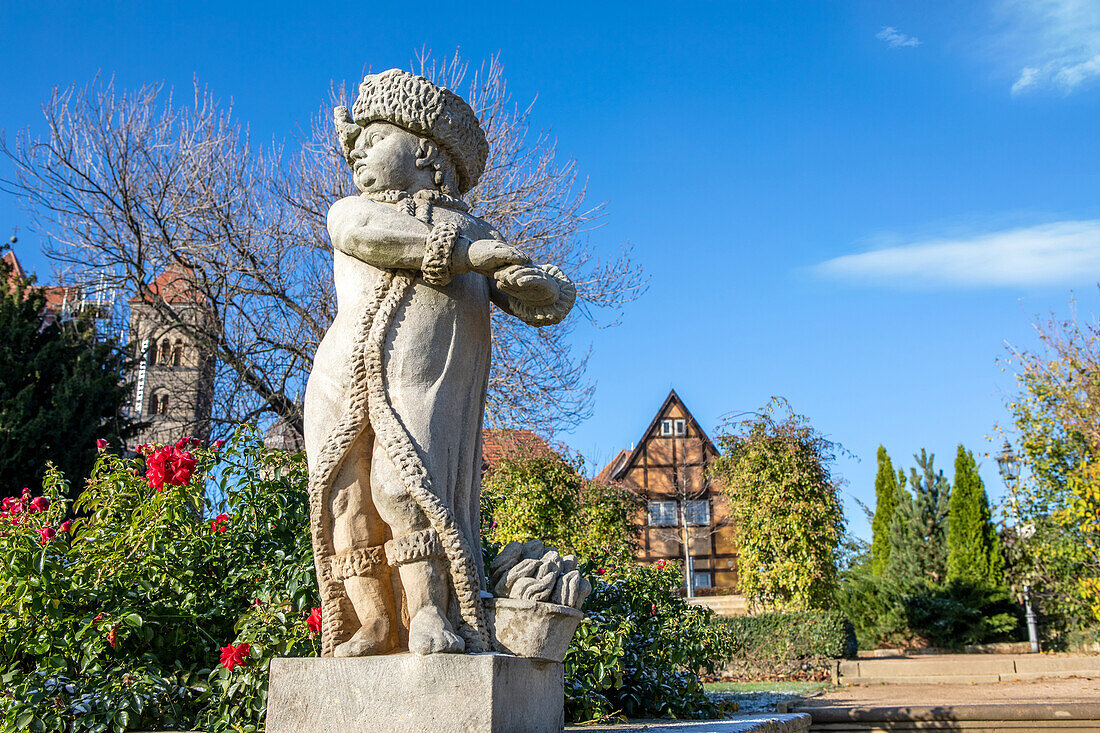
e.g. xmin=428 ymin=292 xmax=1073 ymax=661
xmin=385 ymin=528 xmax=444 ymax=566
xmin=421 ymin=222 xmax=458 ymax=286
xmin=363 ymin=270 xmax=490 ymax=652
xmin=309 ymin=271 xmax=393 ymax=657
xmin=330 ymin=545 xmax=389 ymax=581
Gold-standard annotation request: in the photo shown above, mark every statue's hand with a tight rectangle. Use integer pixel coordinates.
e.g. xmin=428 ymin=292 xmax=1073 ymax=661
xmin=494 ymin=265 xmax=560 ymax=307
xmin=460 ymin=239 xmax=530 ymax=275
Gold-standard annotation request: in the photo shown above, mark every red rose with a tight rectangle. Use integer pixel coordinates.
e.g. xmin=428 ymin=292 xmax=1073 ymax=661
xmin=29 ymin=496 xmax=49 ymax=513
xmin=107 ymin=627 xmax=117 ymax=648
xmin=145 ymin=445 xmax=196 ymax=491
xmin=655 ymin=559 xmax=667 ymax=569
xmin=596 ymin=568 xmax=605 ymax=575
xmin=210 ymin=513 xmax=229 ymax=533
xmin=213 ymin=440 xmax=225 ymax=450
xmin=37 ymin=526 xmax=57 ymax=544
xmin=96 ymin=438 xmax=107 ymax=450
xmin=59 ymin=521 xmax=72 ymax=533
xmin=306 ymin=606 xmax=322 ymax=634
xmin=21 ymin=488 xmax=31 ymax=500
xmin=220 ymin=642 xmax=250 ymax=670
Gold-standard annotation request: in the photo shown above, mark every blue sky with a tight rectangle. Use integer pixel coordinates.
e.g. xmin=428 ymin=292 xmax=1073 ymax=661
xmin=3 ymin=1 xmax=1100 ymax=540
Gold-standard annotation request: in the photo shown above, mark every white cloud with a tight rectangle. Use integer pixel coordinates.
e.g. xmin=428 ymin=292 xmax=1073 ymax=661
xmin=877 ymin=26 xmax=922 ymax=48
xmin=815 ymin=220 xmax=1100 ymax=288
xmin=999 ymin=0 xmax=1100 ymax=94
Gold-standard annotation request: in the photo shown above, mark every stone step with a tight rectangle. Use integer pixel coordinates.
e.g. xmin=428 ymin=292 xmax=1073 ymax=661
xmin=801 ymin=703 xmax=1100 ymax=732
xmin=838 ymin=654 xmax=1100 ymax=685
xmin=843 ymin=674 xmax=1004 ymax=686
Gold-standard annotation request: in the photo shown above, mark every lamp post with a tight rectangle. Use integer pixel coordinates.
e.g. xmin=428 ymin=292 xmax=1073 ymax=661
xmin=995 ymin=440 xmax=1040 ymax=653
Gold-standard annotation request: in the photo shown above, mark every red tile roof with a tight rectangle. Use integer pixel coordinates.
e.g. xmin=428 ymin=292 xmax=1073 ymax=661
xmin=481 ymin=428 xmax=552 ymax=470
xmin=3 ymin=251 xmax=79 ymax=311
xmin=128 ymin=264 xmax=204 ymax=304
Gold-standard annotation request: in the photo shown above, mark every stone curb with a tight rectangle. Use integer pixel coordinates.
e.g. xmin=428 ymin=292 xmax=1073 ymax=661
xmin=566 ymin=713 xmax=811 ymax=732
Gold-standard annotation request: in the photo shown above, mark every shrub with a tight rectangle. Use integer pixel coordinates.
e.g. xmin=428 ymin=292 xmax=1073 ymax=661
xmin=3 ymin=429 xmax=734 ymax=730
xmin=482 ymin=451 xmax=638 ymax=566
xmin=0 ymin=427 xmax=317 ymax=732
xmin=564 ymin=560 xmax=734 ymax=724
xmin=721 ymin=610 xmax=856 ymax=678
xmin=835 ymin=562 xmax=1021 ymax=650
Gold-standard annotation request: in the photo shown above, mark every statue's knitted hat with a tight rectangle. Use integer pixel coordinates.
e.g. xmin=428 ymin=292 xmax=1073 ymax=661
xmin=339 ymin=69 xmax=488 ymax=194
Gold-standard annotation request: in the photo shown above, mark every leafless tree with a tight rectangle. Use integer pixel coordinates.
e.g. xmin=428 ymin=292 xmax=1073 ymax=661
xmin=2 ymin=52 xmax=645 ymax=437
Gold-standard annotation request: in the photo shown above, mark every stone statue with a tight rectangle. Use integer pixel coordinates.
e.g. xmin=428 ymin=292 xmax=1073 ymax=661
xmin=304 ymin=69 xmax=578 ymax=659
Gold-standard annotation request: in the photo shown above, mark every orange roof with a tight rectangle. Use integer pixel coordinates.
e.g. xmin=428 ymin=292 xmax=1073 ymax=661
xmin=481 ymin=428 xmax=552 ymax=470
xmin=129 ymin=264 xmax=204 ymax=304
xmin=595 ymin=448 xmax=631 ymax=483
xmin=3 ymin=250 xmax=79 ymax=310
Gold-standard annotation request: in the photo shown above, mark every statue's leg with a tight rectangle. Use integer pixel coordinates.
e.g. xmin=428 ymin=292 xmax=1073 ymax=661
xmin=330 ymin=430 xmax=398 ymax=657
xmin=370 ymin=439 xmax=464 ymax=654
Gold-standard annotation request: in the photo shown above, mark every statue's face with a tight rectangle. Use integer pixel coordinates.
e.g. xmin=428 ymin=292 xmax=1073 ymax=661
xmin=350 ymin=122 xmax=428 ymax=193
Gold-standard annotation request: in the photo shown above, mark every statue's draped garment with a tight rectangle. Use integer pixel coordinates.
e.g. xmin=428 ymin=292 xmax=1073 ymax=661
xmin=305 ymin=196 xmax=495 ymax=655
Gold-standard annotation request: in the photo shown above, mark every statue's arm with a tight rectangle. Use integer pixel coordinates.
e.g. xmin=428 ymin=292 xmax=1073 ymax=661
xmin=327 ymin=196 xmax=433 ymax=270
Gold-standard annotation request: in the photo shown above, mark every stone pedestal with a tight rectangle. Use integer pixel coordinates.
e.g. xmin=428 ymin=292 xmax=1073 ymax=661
xmin=266 ymin=653 xmax=565 ymax=733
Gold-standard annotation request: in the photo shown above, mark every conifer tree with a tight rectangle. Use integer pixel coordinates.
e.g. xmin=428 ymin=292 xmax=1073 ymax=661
xmin=885 ymin=449 xmax=951 ymax=587
xmin=871 ymin=445 xmax=902 ymax=576
xmin=0 ymin=245 xmax=133 ymax=498
xmin=946 ymin=444 xmax=1004 ymax=586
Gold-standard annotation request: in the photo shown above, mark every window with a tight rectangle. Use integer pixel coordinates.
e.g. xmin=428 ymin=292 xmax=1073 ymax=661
xmin=647 ymin=500 xmax=677 ymax=527
xmin=171 ymin=339 xmax=183 ymax=367
xmin=692 ymin=571 xmax=712 ymax=589
xmin=158 ymin=339 xmax=173 ymax=365
xmin=674 ymin=419 xmax=686 ymax=436
xmin=684 ymin=499 xmax=710 ymax=526
xmin=149 ymin=392 xmax=169 ymax=416
xmin=660 ymin=419 xmax=673 ymax=436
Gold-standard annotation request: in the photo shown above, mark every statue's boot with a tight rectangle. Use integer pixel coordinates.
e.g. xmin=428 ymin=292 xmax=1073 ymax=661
xmin=386 ymin=528 xmax=464 ymax=654
xmin=331 ymin=544 xmax=397 ymax=657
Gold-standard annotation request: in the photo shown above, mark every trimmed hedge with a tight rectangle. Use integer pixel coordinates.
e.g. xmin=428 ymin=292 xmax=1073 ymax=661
xmin=721 ymin=611 xmax=857 ymax=678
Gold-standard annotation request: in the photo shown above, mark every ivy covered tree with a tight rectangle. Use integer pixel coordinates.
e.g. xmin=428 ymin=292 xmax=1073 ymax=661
xmin=871 ymin=446 xmax=904 ymax=576
xmin=0 ymin=244 xmax=134 ymax=499
xmin=885 ymin=449 xmax=951 ymax=587
xmin=711 ymin=398 xmax=845 ymax=611
xmin=946 ymin=445 xmax=1004 ymax=587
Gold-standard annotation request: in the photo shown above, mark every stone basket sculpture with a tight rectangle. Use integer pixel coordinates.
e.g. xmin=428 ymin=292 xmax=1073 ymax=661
xmin=484 ymin=539 xmax=592 ymax=663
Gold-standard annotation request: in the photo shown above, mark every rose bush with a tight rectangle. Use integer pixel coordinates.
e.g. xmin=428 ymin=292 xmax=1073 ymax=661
xmin=3 ymin=428 xmax=734 ymax=730
xmin=0 ymin=426 xmax=317 ymax=732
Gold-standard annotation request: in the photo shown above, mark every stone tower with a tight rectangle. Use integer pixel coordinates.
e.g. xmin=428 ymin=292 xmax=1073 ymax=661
xmin=127 ymin=265 xmax=215 ymax=446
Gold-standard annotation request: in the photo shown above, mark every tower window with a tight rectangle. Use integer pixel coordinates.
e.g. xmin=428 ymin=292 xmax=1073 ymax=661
xmin=158 ymin=339 xmax=172 ymax=365
xmin=149 ymin=392 xmax=169 ymax=416
xmin=171 ymin=339 xmax=183 ymax=367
